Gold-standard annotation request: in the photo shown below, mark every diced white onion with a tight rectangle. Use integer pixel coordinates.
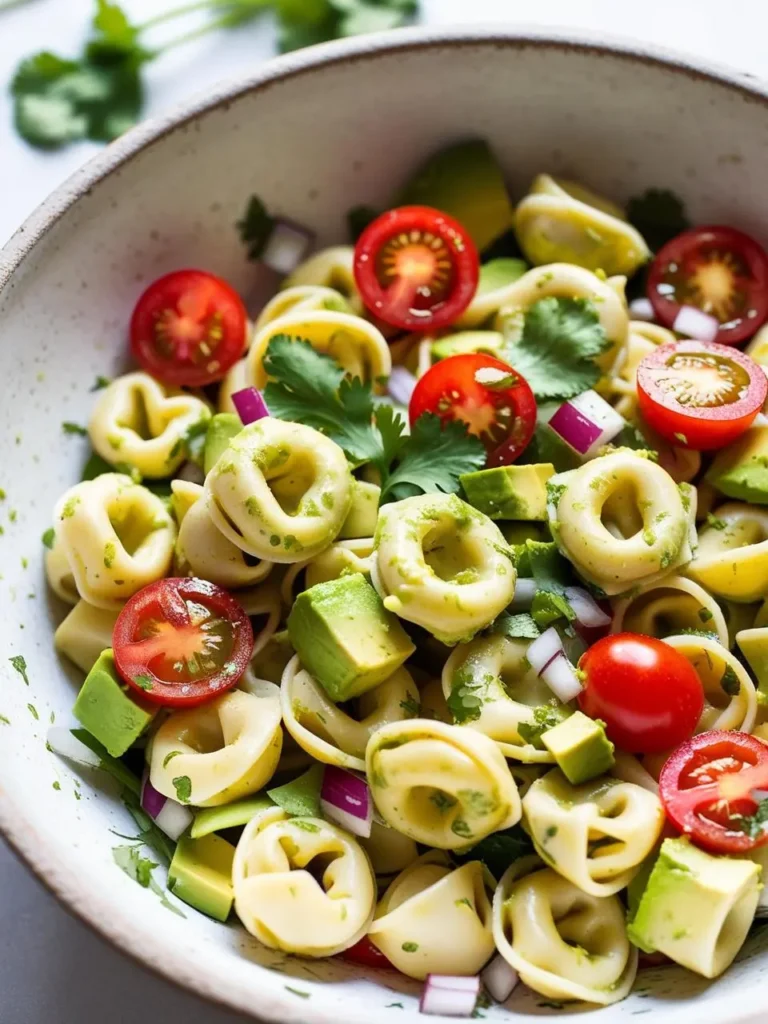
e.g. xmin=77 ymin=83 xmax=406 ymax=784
xmin=565 ymin=587 xmax=611 ymax=629
xmin=673 ymin=305 xmax=719 ymax=343
xmin=260 ymin=218 xmax=315 ymax=275
xmin=420 ymin=975 xmax=480 ymax=1017
xmin=610 ymin=752 xmax=659 ymax=794
xmin=154 ymin=799 xmax=194 ymax=841
xmin=548 ymin=390 xmax=625 ymax=458
xmin=509 ymin=577 xmax=537 ymax=611
xmin=480 ymin=954 xmax=519 ymax=1004
xmin=541 ymin=652 xmax=583 ymax=703
xmin=388 ymin=366 xmax=417 ymax=406
xmin=46 ymin=727 xmax=102 ymax=769
xmin=176 ymin=461 xmax=205 ymax=484
xmin=526 ymin=627 xmax=563 ymax=675
xmin=629 ymin=297 xmax=656 ymax=322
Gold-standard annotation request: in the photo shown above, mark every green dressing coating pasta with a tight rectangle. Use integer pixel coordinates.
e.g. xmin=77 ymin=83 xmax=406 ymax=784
xmin=610 ymin=574 xmax=728 ymax=647
xmin=663 ymin=633 xmax=757 ymax=734
xmin=88 ymin=371 xmax=211 ymax=478
xmin=205 ymin=418 xmax=353 ymax=563
xmin=548 ymin=450 xmax=695 ymax=595
xmin=53 ymin=473 xmax=176 ymax=609
xmin=372 ymin=493 xmax=517 ymax=645
xmin=365 ymin=719 xmax=522 ymax=850
xmin=687 ymin=503 xmax=768 ymax=602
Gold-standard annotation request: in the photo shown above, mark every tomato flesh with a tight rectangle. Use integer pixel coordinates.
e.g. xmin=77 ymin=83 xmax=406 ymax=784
xmin=353 ymin=206 xmax=479 ymax=331
xmin=647 ymin=226 xmax=768 ymax=345
xmin=340 ymin=937 xmax=395 ymax=970
xmin=659 ymin=731 xmax=768 ymax=854
xmin=130 ymin=269 xmax=248 ymax=387
xmin=113 ymin=577 xmax=254 ymax=707
xmin=578 ymin=634 xmax=703 ymax=754
xmin=636 ymin=340 xmax=767 ymax=450
xmin=408 ymin=352 xmax=537 ymax=464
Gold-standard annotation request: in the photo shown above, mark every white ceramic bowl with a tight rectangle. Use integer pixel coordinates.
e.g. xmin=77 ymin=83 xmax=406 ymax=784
xmin=2 ymin=25 xmax=768 ymax=1024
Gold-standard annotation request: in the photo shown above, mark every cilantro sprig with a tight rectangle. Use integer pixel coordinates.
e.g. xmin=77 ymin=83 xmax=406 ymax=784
xmin=262 ymin=336 xmax=485 ymax=502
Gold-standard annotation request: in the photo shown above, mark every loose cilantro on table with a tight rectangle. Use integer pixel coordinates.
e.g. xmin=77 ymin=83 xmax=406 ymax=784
xmin=62 ymin=421 xmax=88 ymax=436
xmin=9 ymin=655 xmax=29 ymax=685
xmin=500 ymin=297 xmax=611 ymax=401
xmin=41 ymin=527 xmax=55 ymax=550
xmin=626 ymin=188 xmax=690 ymax=253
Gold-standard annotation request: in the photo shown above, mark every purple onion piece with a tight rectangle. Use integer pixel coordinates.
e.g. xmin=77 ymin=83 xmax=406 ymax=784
xmin=141 ymin=768 xmax=167 ymax=819
xmin=232 ymin=387 xmax=270 ymax=425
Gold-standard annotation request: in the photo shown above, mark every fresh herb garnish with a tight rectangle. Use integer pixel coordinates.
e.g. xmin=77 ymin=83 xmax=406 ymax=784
xmin=454 ymin=823 xmax=533 ymax=879
xmin=112 ymin=844 xmax=157 ymax=888
xmin=626 ymin=188 xmax=689 ymax=253
xmin=267 ymin=764 xmax=324 ymax=818
xmin=735 ymin=798 xmax=768 ymax=840
xmin=41 ymin=527 xmax=55 ymax=549
xmin=237 ymin=194 xmax=275 ymax=261
xmin=162 ymin=750 xmax=182 ymax=768
xmin=90 ymin=375 xmax=112 ymax=391
xmin=706 ymin=513 xmax=728 ymax=531
xmin=517 ymin=705 xmax=566 ymax=747
xmin=447 ymin=666 xmax=492 ymax=725
xmin=720 ymin=664 xmax=741 ymax=696
xmin=398 ymin=695 xmax=422 ymax=717
xmin=62 ymin=421 xmax=88 ymax=436
xmin=168 ymin=418 xmax=209 ymax=465
xmin=172 ymin=775 xmax=192 ymax=803
xmin=133 ymin=673 xmax=153 ymax=691
xmin=27 ymin=703 xmax=39 ymax=720
xmin=490 ymin=612 xmax=541 ymax=640
xmin=9 ymin=655 xmax=29 ymax=685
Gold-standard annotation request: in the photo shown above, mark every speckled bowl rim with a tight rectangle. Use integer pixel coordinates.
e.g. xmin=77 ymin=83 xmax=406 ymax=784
xmin=2 ymin=23 xmax=768 ymax=1024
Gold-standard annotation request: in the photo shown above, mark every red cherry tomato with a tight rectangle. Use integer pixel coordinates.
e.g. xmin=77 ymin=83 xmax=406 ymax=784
xmin=353 ymin=206 xmax=479 ymax=331
xmin=409 ymin=353 xmax=537 ymax=464
xmin=578 ymin=634 xmax=703 ymax=754
xmin=647 ymin=226 xmax=768 ymax=345
xmin=130 ymin=269 xmax=248 ymax=387
xmin=112 ymin=577 xmax=254 ymax=707
xmin=659 ymin=730 xmax=768 ymax=854
xmin=340 ymin=937 xmax=396 ymax=971
xmin=637 ymin=340 xmax=767 ymax=450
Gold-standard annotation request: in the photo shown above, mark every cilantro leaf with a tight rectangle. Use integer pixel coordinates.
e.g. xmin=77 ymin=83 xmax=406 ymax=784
xmin=41 ymin=527 xmax=55 ymax=550
xmin=490 ymin=612 xmax=541 ymax=640
xmin=168 ymin=418 xmax=209 ymax=466
xmin=8 ymin=655 xmax=29 ymax=685
xmin=380 ymin=414 xmax=485 ymax=504
xmin=501 ymin=297 xmax=611 ymax=401
xmin=237 ymin=194 xmax=275 ymax=261
xmin=62 ymin=421 xmax=88 ymax=436
xmin=736 ymin=798 xmax=768 ymax=841
xmin=172 ymin=775 xmax=192 ymax=804
xmin=721 ymin=664 xmax=741 ymax=696
xmin=531 ymin=590 xmax=575 ymax=629
xmin=276 ymin=0 xmax=417 ymax=52
xmin=453 ymin=823 xmax=533 ymax=879
xmin=112 ymin=844 xmax=157 ymax=888
xmin=626 ymin=188 xmax=689 ymax=253
xmin=518 ymin=705 xmax=568 ymax=748
xmin=447 ymin=664 xmax=492 ymax=725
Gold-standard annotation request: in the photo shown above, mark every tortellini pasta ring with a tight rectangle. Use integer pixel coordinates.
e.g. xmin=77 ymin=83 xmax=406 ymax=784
xmin=253 ymin=284 xmax=352 ymax=334
xmin=687 ymin=503 xmax=768 ymax=603
xmin=305 ymin=537 xmax=374 ymax=589
xmin=281 ymin=245 xmax=363 ymax=314
xmin=608 ymin=321 xmax=676 ymax=420
xmin=45 ymin=531 xmax=80 ymax=605
xmin=610 ymin=574 xmax=728 ymax=647
xmin=663 ymin=633 xmax=757 ymax=734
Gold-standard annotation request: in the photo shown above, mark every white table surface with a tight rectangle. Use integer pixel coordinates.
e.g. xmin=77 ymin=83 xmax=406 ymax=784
xmin=1 ymin=1 xmax=767 ymax=1020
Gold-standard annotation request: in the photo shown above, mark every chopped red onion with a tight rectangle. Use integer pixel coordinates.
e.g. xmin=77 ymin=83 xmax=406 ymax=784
xmin=509 ymin=577 xmax=537 ymax=611
xmin=526 ymin=627 xmax=563 ymax=676
xmin=541 ymin=652 xmax=583 ymax=703
xmin=141 ymin=770 xmax=193 ymax=841
xmin=673 ymin=305 xmax=719 ymax=343
xmin=46 ymin=727 xmax=101 ymax=769
xmin=480 ymin=954 xmax=519 ymax=1004
xmin=629 ymin=297 xmax=656 ymax=322
xmin=387 ymin=366 xmax=417 ymax=406
xmin=420 ymin=975 xmax=480 ymax=1017
xmin=548 ymin=390 xmax=624 ymax=458
xmin=261 ymin=218 xmax=315 ymax=275
xmin=565 ymin=587 xmax=611 ymax=629
xmin=320 ymin=766 xmax=373 ymax=838
xmin=232 ymin=387 xmax=270 ymax=425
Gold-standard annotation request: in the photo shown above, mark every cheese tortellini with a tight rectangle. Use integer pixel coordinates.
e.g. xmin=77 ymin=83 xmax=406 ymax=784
xmin=360 ymin=821 xmax=419 ymax=879
xmin=368 ymin=852 xmax=494 ymax=980
xmin=687 ymin=503 xmax=768 ymax=602
xmin=664 ymin=633 xmax=757 ymax=734
xmin=610 ymin=574 xmax=729 ymax=647
xmin=205 ymin=418 xmax=353 ymax=563
xmin=233 ymin=813 xmax=376 ymax=956
xmin=522 ymin=770 xmax=664 ymax=897
xmin=304 ymin=537 xmax=374 ymax=589
xmin=150 ymin=685 xmax=282 ymax=806
xmin=282 ymin=245 xmax=363 ymax=314
xmin=493 ymin=861 xmax=638 ymax=1005
xmin=366 ymin=719 xmax=522 ymax=849
xmin=548 ymin=451 xmax=696 ymax=595
xmin=442 ymin=634 xmax=567 ymax=763
xmin=53 ymin=473 xmax=175 ymax=609
xmin=252 ymin=284 xmax=353 ymax=334
xmin=281 ymin=656 xmax=420 ymax=772
xmin=608 ymin=321 xmax=676 ymax=420
xmin=88 ymin=372 xmax=211 ymax=478
xmin=372 ymin=493 xmax=516 ymax=644
xmin=514 ymin=174 xmax=651 ymax=277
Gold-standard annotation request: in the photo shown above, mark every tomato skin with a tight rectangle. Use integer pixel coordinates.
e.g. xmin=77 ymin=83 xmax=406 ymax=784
xmin=578 ymin=634 xmax=703 ymax=754
xmin=353 ymin=206 xmax=479 ymax=331
xmin=408 ymin=352 xmax=537 ymax=464
xmin=647 ymin=226 xmax=768 ymax=345
xmin=113 ymin=577 xmax=254 ymax=708
xmin=659 ymin=731 xmax=768 ymax=854
xmin=130 ymin=269 xmax=248 ymax=387
xmin=636 ymin=340 xmax=767 ymax=450
xmin=340 ymin=937 xmax=396 ymax=971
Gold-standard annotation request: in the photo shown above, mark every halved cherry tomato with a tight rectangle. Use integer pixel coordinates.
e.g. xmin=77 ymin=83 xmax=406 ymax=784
xmin=130 ymin=269 xmax=248 ymax=387
xmin=353 ymin=206 xmax=479 ymax=331
xmin=578 ymin=634 xmax=703 ymax=754
xmin=647 ymin=226 xmax=768 ymax=345
xmin=408 ymin=353 xmax=537 ymax=465
xmin=339 ymin=937 xmax=396 ymax=971
xmin=636 ymin=340 xmax=767 ymax=450
xmin=659 ymin=730 xmax=768 ymax=854
xmin=113 ymin=577 xmax=254 ymax=707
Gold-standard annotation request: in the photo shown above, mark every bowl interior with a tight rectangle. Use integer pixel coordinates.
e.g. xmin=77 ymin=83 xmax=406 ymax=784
xmin=2 ymin=29 xmax=768 ymax=1024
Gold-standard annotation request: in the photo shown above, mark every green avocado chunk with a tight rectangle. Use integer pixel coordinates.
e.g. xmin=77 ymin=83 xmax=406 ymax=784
xmin=736 ymin=628 xmax=768 ymax=705
xmin=397 ymin=139 xmax=514 ymax=251
xmin=541 ymin=711 xmax=614 ymax=785
xmin=338 ymin=479 xmax=380 ymax=539
xmin=72 ymin=649 xmax=156 ymax=758
xmin=191 ymin=796 xmax=275 ymax=839
xmin=167 ymin=832 xmax=236 ymax=921
xmin=461 ymin=463 xmax=555 ymax=521
xmin=431 ymin=330 xmax=505 ymax=361
xmin=627 ymin=837 xmax=760 ymax=978
xmin=204 ymin=413 xmax=242 ymax=476
xmin=706 ymin=424 xmax=768 ymax=504
xmin=477 ymin=257 xmax=528 ymax=294
xmin=287 ymin=573 xmax=415 ymax=702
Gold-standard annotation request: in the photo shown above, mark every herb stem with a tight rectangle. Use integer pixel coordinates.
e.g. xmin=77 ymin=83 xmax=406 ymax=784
xmin=136 ymin=0 xmax=214 ymax=32
xmin=152 ymin=11 xmax=247 ymax=53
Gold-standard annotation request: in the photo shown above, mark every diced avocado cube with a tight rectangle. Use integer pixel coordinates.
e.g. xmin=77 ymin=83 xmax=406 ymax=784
xmin=204 ymin=413 xmax=242 ymax=475
xmin=287 ymin=573 xmax=415 ymax=702
xmin=706 ymin=424 xmax=768 ymax=504
xmin=54 ymin=601 xmax=120 ymax=675
xmin=397 ymin=139 xmax=514 ymax=251
xmin=191 ymin=795 xmax=274 ymax=839
xmin=541 ymin=711 xmax=615 ymax=784
xmin=167 ymin=832 xmax=236 ymax=921
xmin=627 ymin=837 xmax=760 ymax=978
xmin=73 ymin=649 xmax=156 ymax=758
xmin=477 ymin=258 xmax=528 ymax=294
xmin=460 ymin=464 xmax=555 ymax=520
xmin=338 ymin=479 xmax=380 ymax=539
xmin=736 ymin=628 xmax=768 ymax=705
xmin=431 ymin=330 xmax=504 ymax=361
